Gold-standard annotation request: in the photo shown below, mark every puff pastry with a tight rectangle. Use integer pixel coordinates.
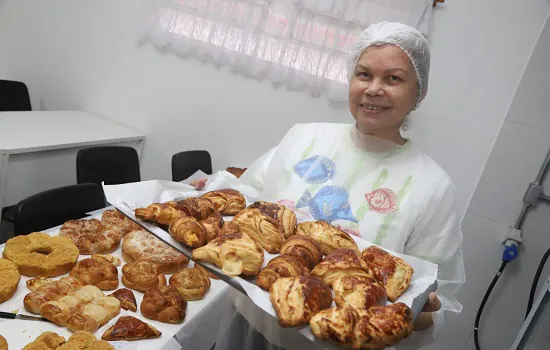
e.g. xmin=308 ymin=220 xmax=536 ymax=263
xmin=169 ymin=216 xmax=207 ymax=248
xmin=200 ymin=210 xmax=223 ymax=241
xmin=134 ymin=203 xmax=184 ymax=226
xmin=219 ymin=221 xmax=240 ymax=236
xmin=69 ymin=255 xmax=119 ymax=290
xmin=201 ymin=189 xmax=247 ymax=215
xmin=280 ymin=235 xmax=323 ymax=269
xmin=192 ymin=232 xmax=264 ymax=276
xmin=361 ymin=246 xmax=413 ymax=302
xmin=169 ymin=267 xmax=211 ymax=300
xmin=333 ymin=276 xmax=387 ymax=310
xmin=108 ymin=288 xmax=137 ymax=312
xmin=296 ymin=220 xmax=358 ymax=255
xmin=248 ymin=201 xmax=296 ymax=239
xmin=172 ymin=198 xmax=217 ymax=219
xmin=102 ymin=316 xmax=161 ymax=341
xmin=256 ymin=255 xmax=309 ymax=291
xmin=309 ymin=305 xmax=361 ymax=345
xmin=232 ymin=208 xmax=284 ymax=254
xmin=311 ymin=248 xmax=373 ymax=287
xmin=269 ymin=276 xmax=333 ymax=327
xmin=141 ymin=285 xmax=187 ymax=324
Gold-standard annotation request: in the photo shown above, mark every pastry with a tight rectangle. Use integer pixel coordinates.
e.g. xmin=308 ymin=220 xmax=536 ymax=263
xmin=269 ymin=276 xmax=333 ymax=327
xmin=256 ymin=255 xmax=309 ymax=291
xmin=200 ymin=210 xmax=223 ymax=241
xmin=172 ymin=198 xmax=222 ymax=239
xmin=219 ymin=221 xmax=240 ymax=236
xmin=361 ymin=246 xmax=414 ymax=302
xmin=108 ymin=288 xmax=137 ymax=312
xmin=58 ymin=331 xmax=113 ymax=349
xmin=24 ymin=276 xmax=83 ymax=314
xmin=201 ymin=189 xmax=247 ymax=215
xmin=0 ymin=335 xmax=6 ymax=350
xmin=141 ymin=285 xmax=187 ymax=324
xmin=169 ymin=216 xmax=207 ymax=248
xmin=122 ymin=230 xmax=189 ymax=273
xmin=248 ymin=201 xmax=296 ymax=239
xmin=194 ymin=263 xmax=220 ymax=280
xmin=69 ymin=256 xmax=119 ymax=290
xmin=225 ymin=167 xmax=247 ymax=178
xmin=353 ymin=303 xmax=413 ymax=349
xmin=59 ymin=218 xmax=122 ymax=255
xmin=311 ymin=248 xmax=373 ymax=287
xmin=295 ymin=220 xmax=358 ymax=255
xmin=40 ymin=285 xmax=104 ymax=326
xmin=23 ymin=332 xmax=65 ymax=350
xmin=102 ymin=316 xmax=161 ymax=341
xmin=232 ymin=208 xmax=284 ymax=254
xmin=279 ymin=235 xmax=323 ymax=269
xmin=2 ymin=232 xmax=79 ymax=277
xmin=0 ymin=258 xmax=20 ymax=304
xmin=65 ymin=296 xmax=121 ymax=332
xmin=134 ymin=203 xmax=184 ymax=226
xmin=192 ymin=232 xmax=264 ymax=276
xmin=92 ymin=254 xmax=121 ymax=267
xmin=169 ymin=267 xmax=211 ymax=300
xmin=309 ymin=305 xmax=361 ymax=345
xmin=26 ymin=277 xmax=54 ymax=291
xmin=101 ymin=209 xmax=141 ymax=236
xmin=122 ymin=260 xmax=166 ymax=293
xmin=333 ymin=276 xmax=387 ymax=310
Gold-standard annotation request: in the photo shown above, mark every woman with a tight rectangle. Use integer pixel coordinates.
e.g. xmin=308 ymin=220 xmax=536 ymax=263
xmin=205 ymin=21 xmax=464 ymax=349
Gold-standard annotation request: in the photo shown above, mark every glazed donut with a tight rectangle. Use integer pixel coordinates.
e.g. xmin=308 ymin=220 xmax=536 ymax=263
xmin=59 ymin=219 xmax=122 ymax=255
xmin=2 ymin=232 xmax=79 ymax=277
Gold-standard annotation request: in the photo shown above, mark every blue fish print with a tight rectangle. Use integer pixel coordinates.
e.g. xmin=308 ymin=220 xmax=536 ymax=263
xmin=296 ymin=185 xmax=358 ymax=224
xmin=294 ymin=156 xmax=336 ymax=184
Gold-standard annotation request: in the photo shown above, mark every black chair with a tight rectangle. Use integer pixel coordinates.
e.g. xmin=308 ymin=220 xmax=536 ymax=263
xmin=76 ymin=146 xmax=141 ymax=186
xmin=0 ymin=79 xmax=32 ymax=111
xmin=13 ymin=183 xmax=106 ymax=236
xmin=172 ymin=150 xmax=212 ymax=182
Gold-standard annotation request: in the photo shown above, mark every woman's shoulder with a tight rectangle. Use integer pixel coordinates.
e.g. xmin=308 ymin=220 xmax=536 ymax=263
xmin=287 ymin=122 xmax=351 ymax=134
xmin=408 ymin=148 xmax=455 ymax=194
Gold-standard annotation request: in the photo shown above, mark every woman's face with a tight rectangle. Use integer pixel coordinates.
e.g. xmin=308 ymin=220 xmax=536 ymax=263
xmin=349 ymin=44 xmax=419 ymax=139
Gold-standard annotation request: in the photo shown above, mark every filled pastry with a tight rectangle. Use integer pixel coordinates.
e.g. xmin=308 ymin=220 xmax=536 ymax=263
xmin=232 ymin=208 xmax=284 ymax=254
xmin=169 ymin=216 xmax=208 ymax=248
xmin=295 ymin=220 xmax=358 ymax=255
xmin=248 ymin=201 xmax=296 ymax=239
xmin=256 ymin=255 xmax=309 ymax=291
xmin=201 ymin=189 xmax=247 ymax=215
xmin=332 ymin=276 xmax=387 ymax=310
xmin=102 ymin=316 xmax=161 ymax=341
xmin=279 ymin=235 xmax=323 ymax=269
xmin=311 ymin=248 xmax=373 ymax=287
xmin=108 ymin=288 xmax=137 ymax=312
xmin=134 ymin=203 xmax=184 ymax=226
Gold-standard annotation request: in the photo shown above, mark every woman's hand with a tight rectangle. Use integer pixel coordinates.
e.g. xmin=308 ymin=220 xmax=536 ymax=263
xmin=189 ymin=178 xmax=207 ymax=190
xmin=413 ymin=292 xmax=441 ymax=331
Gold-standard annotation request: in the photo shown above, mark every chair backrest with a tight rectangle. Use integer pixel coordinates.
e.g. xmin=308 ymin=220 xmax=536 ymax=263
xmin=14 ymin=183 xmax=106 ymax=235
xmin=172 ymin=150 xmax=213 ymax=182
xmin=0 ymin=79 xmax=32 ymax=111
xmin=77 ymin=146 xmax=141 ymax=186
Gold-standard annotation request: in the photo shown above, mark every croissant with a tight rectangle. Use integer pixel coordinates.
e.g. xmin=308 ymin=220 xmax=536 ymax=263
xmin=192 ymin=232 xmax=264 ymax=276
xmin=296 ymin=220 xmax=358 ymax=255
xmin=361 ymin=246 xmax=414 ymax=302
xmin=134 ymin=203 xmax=184 ymax=226
xmin=141 ymin=285 xmax=187 ymax=324
xmin=232 ymin=208 xmax=284 ymax=254
xmin=169 ymin=216 xmax=207 ymax=248
xmin=280 ymin=235 xmax=322 ymax=269
xmin=333 ymin=276 xmax=387 ymax=310
xmin=200 ymin=210 xmax=223 ymax=241
xmin=269 ymin=276 xmax=333 ymax=327
xmin=311 ymin=248 xmax=373 ymax=287
xmin=201 ymin=189 xmax=247 ymax=215
xmin=248 ymin=201 xmax=296 ymax=239
xmin=256 ymin=255 xmax=309 ymax=291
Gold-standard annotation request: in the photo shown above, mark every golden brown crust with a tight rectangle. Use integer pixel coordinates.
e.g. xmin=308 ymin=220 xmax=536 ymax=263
xmin=92 ymin=254 xmax=121 ymax=267
xmin=280 ymin=235 xmax=323 ymax=269
xmin=108 ymin=288 xmax=137 ymax=312
xmin=194 ymin=263 xmax=220 ymax=280
xmin=310 ymin=305 xmax=360 ymax=345
xmin=141 ymin=285 xmax=187 ymax=324
xmin=69 ymin=256 xmax=119 ymax=290
xmin=201 ymin=189 xmax=247 ymax=215
xmin=24 ymin=276 xmax=82 ymax=314
xmin=295 ymin=220 xmax=358 ymax=255
xmin=192 ymin=232 xmax=264 ymax=276
xmin=59 ymin=331 xmax=114 ymax=350
xmin=169 ymin=216 xmax=207 ymax=248
xmin=200 ymin=210 xmax=223 ymax=241
xmin=2 ymin=232 xmax=79 ymax=277
xmin=361 ymin=246 xmax=414 ymax=302
xmin=26 ymin=277 xmax=54 ymax=292
xmin=23 ymin=332 xmax=65 ymax=350
xmin=256 ymin=255 xmax=309 ymax=291
xmin=248 ymin=201 xmax=296 ymax=239
xmin=101 ymin=316 xmax=161 ymax=341
xmin=232 ymin=208 xmax=284 ymax=254
xmin=269 ymin=276 xmax=333 ymax=327
xmin=121 ymin=260 xmax=166 ymax=293
xmin=0 ymin=335 xmax=7 ymax=350
xmin=333 ymin=276 xmax=387 ymax=310
xmin=40 ymin=285 xmax=105 ymax=326
xmin=0 ymin=258 xmax=20 ymax=304
xmin=169 ymin=267 xmax=211 ymax=300
xmin=59 ymin=219 xmax=122 ymax=255
xmin=134 ymin=203 xmax=184 ymax=226
xmin=172 ymin=198 xmax=217 ymax=219
xmin=219 ymin=221 xmax=240 ymax=236
xmin=122 ymin=230 xmax=189 ymax=274
xmin=101 ymin=209 xmax=141 ymax=237
xmin=65 ymin=296 xmax=120 ymax=333
xmin=311 ymin=248 xmax=373 ymax=287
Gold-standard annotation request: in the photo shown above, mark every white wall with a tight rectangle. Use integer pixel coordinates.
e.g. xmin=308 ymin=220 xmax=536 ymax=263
xmin=1 ymin=1 xmax=550 ymax=349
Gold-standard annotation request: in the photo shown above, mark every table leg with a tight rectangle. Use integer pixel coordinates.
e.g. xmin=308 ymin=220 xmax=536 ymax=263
xmin=0 ymin=153 xmax=10 ymax=232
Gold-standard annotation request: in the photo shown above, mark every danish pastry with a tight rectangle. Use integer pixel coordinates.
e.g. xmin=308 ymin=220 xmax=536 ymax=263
xmin=102 ymin=316 xmax=161 ymax=341
xmin=122 ymin=260 xmax=166 ymax=293
xmin=0 ymin=258 xmax=20 ymax=304
xmin=172 ymin=198 xmax=223 ymax=240
xmin=69 ymin=256 xmax=119 ymax=290
xmin=141 ymin=285 xmax=187 ymax=324
xmin=296 ymin=220 xmax=358 ymax=255
xmin=256 ymin=255 xmax=309 ymax=291
xmin=200 ymin=210 xmax=223 ymax=241
xmin=101 ymin=209 xmax=141 ymax=236
xmin=134 ymin=203 xmax=184 ymax=226
xmin=201 ymin=189 xmax=247 ymax=215
xmin=192 ymin=232 xmax=264 ymax=276
xmin=59 ymin=219 xmax=122 ymax=255
xmin=309 ymin=305 xmax=360 ymax=345
xmin=122 ymin=230 xmax=189 ymax=274
xmin=248 ymin=201 xmax=296 ymax=239
xmin=332 ymin=276 xmax=387 ymax=310
xmin=169 ymin=216 xmax=207 ymax=248
xmin=169 ymin=267 xmax=211 ymax=300
xmin=361 ymin=246 xmax=413 ymax=302
xmin=3 ymin=232 xmax=79 ymax=277
xmin=279 ymin=235 xmax=323 ymax=269
xmin=269 ymin=276 xmax=333 ymax=327
xmin=311 ymin=248 xmax=373 ymax=287
xmin=232 ymin=208 xmax=284 ymax=254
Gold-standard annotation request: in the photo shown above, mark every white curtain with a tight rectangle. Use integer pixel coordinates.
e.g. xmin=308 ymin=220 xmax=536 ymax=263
xmin=145 ymin=0 xmax=433 ymax=102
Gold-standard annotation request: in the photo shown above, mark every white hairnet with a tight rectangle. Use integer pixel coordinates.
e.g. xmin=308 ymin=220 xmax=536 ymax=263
xmin=348 ymin=21 xmax=431 ymax=108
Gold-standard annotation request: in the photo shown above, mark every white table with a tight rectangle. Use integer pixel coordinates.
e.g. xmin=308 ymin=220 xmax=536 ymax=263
xmin=0 ymin=110 xmax=146 ymax=231
xmin=0 ymin=207 xmax=230 ymax=350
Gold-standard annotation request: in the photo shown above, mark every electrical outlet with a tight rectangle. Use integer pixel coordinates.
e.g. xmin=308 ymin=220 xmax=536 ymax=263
xmin=502 ymin=226 xmax=523 ymax=244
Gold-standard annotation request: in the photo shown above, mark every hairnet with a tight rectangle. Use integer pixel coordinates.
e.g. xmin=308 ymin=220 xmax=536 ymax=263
xmin=348 ymin=21 xmax=431 ymax=108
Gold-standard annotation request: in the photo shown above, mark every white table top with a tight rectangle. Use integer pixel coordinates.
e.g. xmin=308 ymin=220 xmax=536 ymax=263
xmin=0 ymin=111 xmax=145 ymax=154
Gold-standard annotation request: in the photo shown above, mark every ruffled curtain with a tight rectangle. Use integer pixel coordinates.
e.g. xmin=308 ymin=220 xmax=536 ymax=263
xmin=145 ymin=0 xmax=433 ymax=102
